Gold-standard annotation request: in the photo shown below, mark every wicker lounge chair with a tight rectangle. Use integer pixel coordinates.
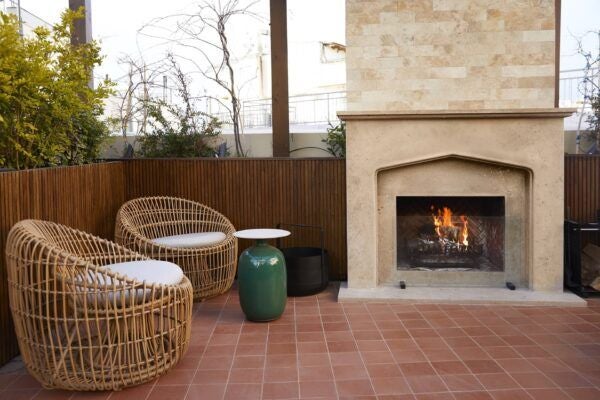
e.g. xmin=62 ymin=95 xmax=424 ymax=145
xmin=115 ymin=196 xmax=237 ymax=301
xmin=5 ymin=220 xmax=193 ymax=391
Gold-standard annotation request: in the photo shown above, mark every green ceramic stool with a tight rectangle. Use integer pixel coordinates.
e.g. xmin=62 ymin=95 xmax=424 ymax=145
xmin=234 ymin=229 xmax=290 ymax=322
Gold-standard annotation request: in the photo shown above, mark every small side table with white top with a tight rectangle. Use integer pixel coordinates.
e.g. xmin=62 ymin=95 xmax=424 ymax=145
xmin=233 ymin=229 xmax=290 ymax=321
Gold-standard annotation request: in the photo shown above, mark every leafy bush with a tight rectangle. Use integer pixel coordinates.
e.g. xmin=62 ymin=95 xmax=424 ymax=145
xmin=0 ymin=9 xmax=112 ymax=170
xmin=137 ymin=55 xmax=226 ymax=158
xmin=322 ymin=121 xmax=346 ymax=158
xmin=138 ymin=100 xmax=224 ymax=158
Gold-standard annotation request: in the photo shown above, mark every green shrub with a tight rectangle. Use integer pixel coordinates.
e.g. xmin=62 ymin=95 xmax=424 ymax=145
xmin=0 ymin=9 xmax=112 ymax=170
xmin=138 ymin=100 xmax=225 ymax=158
xmin=322 ymin=121 xmax=346 ymax=158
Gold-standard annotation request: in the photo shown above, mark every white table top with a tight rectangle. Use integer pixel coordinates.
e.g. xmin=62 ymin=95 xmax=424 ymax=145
xmin=234 ymin=229 xmax=291 ymax=240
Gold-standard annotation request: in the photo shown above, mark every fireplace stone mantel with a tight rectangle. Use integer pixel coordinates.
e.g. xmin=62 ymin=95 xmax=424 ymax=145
xmin=338 ymin=108 xmax=576 ymax=121
xmin=339 ymin=108 xmax=577 ymax=302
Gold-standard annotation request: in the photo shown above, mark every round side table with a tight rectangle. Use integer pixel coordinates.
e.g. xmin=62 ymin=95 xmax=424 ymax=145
xmin=234 ymin=229 xmax=290 ymax=322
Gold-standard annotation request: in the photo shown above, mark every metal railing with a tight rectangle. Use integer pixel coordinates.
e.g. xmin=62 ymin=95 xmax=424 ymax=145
xmin=559 ymin=67 xmax=599 ymax=109
xmin=211 ymin=91 xmax=347 ymax=129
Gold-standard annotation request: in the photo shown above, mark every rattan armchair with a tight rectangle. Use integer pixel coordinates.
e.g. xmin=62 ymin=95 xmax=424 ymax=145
xmin=115 ymin=196 xmax=238 ymax=301
xmin=5 ymin=220 xmax=193 ymax=391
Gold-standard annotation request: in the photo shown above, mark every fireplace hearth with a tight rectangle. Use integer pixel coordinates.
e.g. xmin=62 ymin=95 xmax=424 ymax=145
xmin=397 ymin=196 xmax=504 ymax=272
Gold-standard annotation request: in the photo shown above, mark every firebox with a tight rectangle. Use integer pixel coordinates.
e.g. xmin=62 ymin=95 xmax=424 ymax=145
xmin=396 ymin=196 xmax=505 ymax=272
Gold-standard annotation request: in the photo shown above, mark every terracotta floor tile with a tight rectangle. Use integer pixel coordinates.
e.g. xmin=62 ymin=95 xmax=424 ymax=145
xmin=453 ymin=347 xmax=490 ymax=361
xmin=366 ymin=363 xmax=402 ymax=378
xmin=414 ymin=393 xmax=456 ymax=400
xmin=193 ymin=369 xmax=229 ymax=384
xmin=224 ymin=383 xmax=262 ymax=400
xmin=415 ymin=338 xmax=449 ymax=350
xmin=266 ymin=355 xmax=297 ymax=368
xmin=561 ymin=387 xmax=600 ymax=400
xmin=444 ymin=337 xmax=478 ymax=348
xmin=463 ymin=360 xmax=503 ymax=374
xmin=440 ymin=374 xmax=484 ymax=391
xmin=357 ymin=340 xmax=389 ymax=352
xmin=5 ymin=287 xmax=600 ymax=399
xmin=451 ymin=392 xmax=493 ymax=400
xmin=186 ymin=384 xmax=227 ymax=400
xmin=198 ymin=355 xmax=233 ymax=370
xmin=328 ymin=341 xmax=358 ymax=353
xmin=147 ymin=385 xmax=188 ymax=400
xmin=264 ymin=367 xmax=299 ymax=382
xmin=527 ymin=358 xmax=570 ymax=373
xmin=510 ymin=372 xmax=556 ymax=389
xmin=299 ymin=365 xmax=334 ymax=382
xmin=377 ymin=394 xmax=416 ymax=400
xmin=422 ymin=349 xmax=459 ymax=362
xmin=336 ymin=379 xmax=375 ymax=397
xmin=399 ymin=362 xmax=436 ymax=377
xmin=475 ymin=373 xmax=519 ymax=390
xmin=405 ymin=375 xmax=448 ymax=393
xmin=299 ymin=380 xmax=337 ymax=398
xmin=237 ymin=343 xmax=268 ymax=356
xmin=33 ymin=389 xmax=76 ymax=400
xmin=234 ymin=355 xmax=266 ymax=369
xmin=325 ymin=331 xmax=354 ymax=342
xmin=268 ymin=333 xmax=297 ymax=344
xmin=297 ymin=341 xmax=328 ymax=354
xmin=353 ymin=330 xmax=383 ymax=340
xmin=3 ymin=389 xmax=42 ymax=400
xmin=489 ymin=389 xmax=533 ymax=400
xmin=157 ymin=368 xmax=195 ymax=385
xmin=330 ymin=352 xmax=362 ymax=366
xmin=431 ymin=361 xmax=469 ymax=375
xmin=525 ymin=388 xmax=571 ymax=400
xmin=229 ymin=368 xmax=264 ymax=383
xmin=106 ymin=384 xmax=153 ymax=400
xmin=7 ymin=374 xmax=43 ymax=390
xmin=544 ymin=371 xmax=593 ymax=387
xmin=483 ymin=346 xmax=521 ymax=359
xmin=392 ymin=349 xmax=428 ymax=364
xmin=495 ymin=358 xmax=536 ymax=373
xmin=334 ymin=364 xmax=370 ymax=380
xmin=298 ymin=352 xmax=330 ymax=367
xmin=361 ymin=351 xmax=395 ymax=365
xmin=370 ymin=377 xmax=411 ymax=395
xmin=268 ymin=343 xmax=298 ymax=355
xmin=262 ymin=382 xmax=300 ymax=399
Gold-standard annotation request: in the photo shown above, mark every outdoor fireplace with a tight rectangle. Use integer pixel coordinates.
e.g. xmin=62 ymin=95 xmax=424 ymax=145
xmin=337 ymin=0 xmax=580 ymax=303
xmin=396 ymin=196 xmax=504 ymax=272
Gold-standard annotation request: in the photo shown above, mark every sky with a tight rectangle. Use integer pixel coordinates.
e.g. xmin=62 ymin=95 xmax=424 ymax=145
xmin=13 ymin=0 xmax=600 ymax=86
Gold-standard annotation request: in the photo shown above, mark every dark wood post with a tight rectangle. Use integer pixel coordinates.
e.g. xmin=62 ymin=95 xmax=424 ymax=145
xmin=69 ymin=0 xmax=92 ymax=87
xmin=270 ymin=0 xmax=290 ymax=157
xmin=69 ymin=0 xmax=92 ymax=45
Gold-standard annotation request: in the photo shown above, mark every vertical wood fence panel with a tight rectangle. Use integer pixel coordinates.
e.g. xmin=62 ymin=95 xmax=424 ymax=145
xmin=565 ymin=155 xmax=600 ymax=248
xmin=0 ymin=163 xmax=126 ymax=366
xmin=124 ymin=159 xmax=348 ymax=281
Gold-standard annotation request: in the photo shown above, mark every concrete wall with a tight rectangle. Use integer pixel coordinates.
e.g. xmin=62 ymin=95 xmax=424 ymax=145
xmin=100 ymin=133 xmax=334 ymax=159
xmin=346 ymin=0 xmax=556 ymax=111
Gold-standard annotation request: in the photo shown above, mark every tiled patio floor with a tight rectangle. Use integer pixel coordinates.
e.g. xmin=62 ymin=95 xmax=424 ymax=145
xmin=1 ymin=283 xmax=600 ymax=400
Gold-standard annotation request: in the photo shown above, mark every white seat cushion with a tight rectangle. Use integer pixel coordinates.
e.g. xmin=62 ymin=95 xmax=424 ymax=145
xmin=72 ymin=260 xmax=184 ymax=306
xmin=103 ymin=260 xmax=184 ymax=286
xmin=152 ymin=232 xmax=227 ymax=248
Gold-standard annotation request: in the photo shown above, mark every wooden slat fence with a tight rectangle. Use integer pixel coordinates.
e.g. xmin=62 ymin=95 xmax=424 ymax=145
xmin=124 ymin=158 xmax=348 ymax=280
xmin=565 ymin=155 xmax=600 ymax=248
xmin=0 ymin=163 xmax=126 ymax=366
xmin=0 ymin=158 xmax=347 ymax=366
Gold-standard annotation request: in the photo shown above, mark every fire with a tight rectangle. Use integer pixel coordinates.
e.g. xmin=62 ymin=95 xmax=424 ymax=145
xmin=430 ymin=206 xmax=469 ymax=247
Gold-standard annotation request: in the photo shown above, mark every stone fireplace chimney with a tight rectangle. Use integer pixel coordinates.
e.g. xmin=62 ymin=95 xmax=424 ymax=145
xmin=339 ymin=0 xmax=580 ymax=304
